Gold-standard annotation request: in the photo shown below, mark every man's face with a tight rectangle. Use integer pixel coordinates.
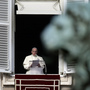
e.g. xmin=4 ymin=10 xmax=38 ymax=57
xmin=31 ymin=48 xmax=37 ymax=56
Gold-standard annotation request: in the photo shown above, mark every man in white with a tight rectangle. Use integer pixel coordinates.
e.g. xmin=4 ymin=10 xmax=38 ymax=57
xmin=23 ymin=47 xmax=45 ymax=74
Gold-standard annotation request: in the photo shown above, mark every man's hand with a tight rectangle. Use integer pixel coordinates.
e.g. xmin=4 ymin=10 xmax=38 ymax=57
xmin=30 ymin=64 xmax=32 ymax=67
xmin=37 ymin=63 xmax=41 ymax=67
xmin=29 ymin=64 xmax=33 ymax=68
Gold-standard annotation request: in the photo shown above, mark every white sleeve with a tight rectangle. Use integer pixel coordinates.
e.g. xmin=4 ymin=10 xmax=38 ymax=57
xmin=23 ymin=57 xmax=32 ymax=70
xmin=39 ymin=57 xmax=45 ymax=68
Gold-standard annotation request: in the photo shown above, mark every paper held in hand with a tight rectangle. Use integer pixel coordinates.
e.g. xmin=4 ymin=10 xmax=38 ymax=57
xmin=31 ymin=60 xmax=39 ymax=67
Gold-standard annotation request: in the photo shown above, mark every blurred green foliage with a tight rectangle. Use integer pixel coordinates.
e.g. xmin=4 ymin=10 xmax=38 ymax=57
xmin=41 ymin=3 xmax=90 ymax=90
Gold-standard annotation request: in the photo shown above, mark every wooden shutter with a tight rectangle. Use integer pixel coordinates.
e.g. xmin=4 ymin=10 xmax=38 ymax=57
xmin=0 ymin=0 xmax=14 ymax=73
xmin=0 ymin=0 xmax=8 ymax=21
xmin=64 ymin=61 xmax=75 ymax=73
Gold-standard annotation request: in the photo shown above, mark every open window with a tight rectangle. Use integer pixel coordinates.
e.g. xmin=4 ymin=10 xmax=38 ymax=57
xmin=15 ymin=15 xmax=58 ymax=74
xmin=0 ymin=0 xmax=15 ymax=73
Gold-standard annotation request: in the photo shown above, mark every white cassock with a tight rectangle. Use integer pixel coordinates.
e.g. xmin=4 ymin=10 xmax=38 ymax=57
xmin=23 ymin=54 xmax=45 ymax=74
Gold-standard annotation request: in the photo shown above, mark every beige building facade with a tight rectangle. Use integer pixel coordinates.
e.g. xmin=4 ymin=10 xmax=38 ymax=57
xmin=0 ymin=0 xmax=89 ymax=90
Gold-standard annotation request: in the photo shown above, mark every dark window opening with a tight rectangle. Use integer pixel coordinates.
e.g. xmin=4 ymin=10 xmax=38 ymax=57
xmin=15 ymin=15 xmax=58 ymax=74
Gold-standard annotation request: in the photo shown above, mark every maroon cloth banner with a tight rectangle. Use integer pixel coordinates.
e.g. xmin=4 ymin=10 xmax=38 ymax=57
xmin=15 ymin=74 xmax=60 ymax=90
xmin=15 ymin=74 xmax=60 ymax=79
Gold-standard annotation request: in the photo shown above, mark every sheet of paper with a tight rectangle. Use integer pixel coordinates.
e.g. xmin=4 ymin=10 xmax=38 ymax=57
xmin=31 ymin=60 xmax=39 ymax=67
